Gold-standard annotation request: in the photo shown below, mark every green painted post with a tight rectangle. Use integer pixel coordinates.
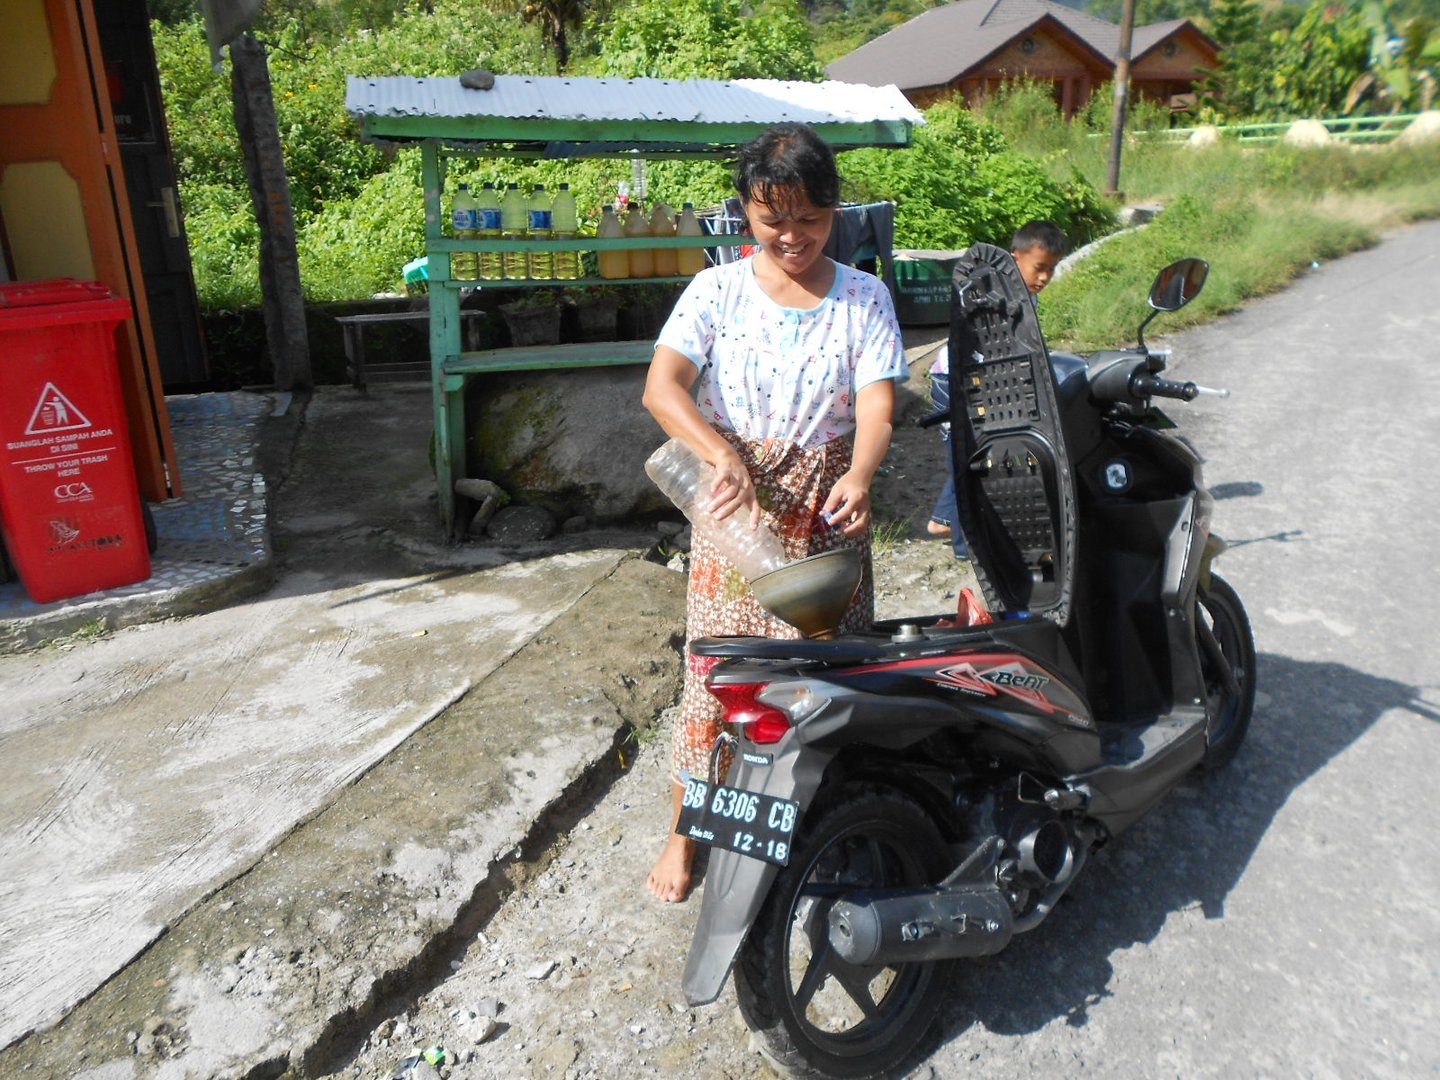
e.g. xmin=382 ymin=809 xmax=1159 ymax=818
xmin=423 ymin=141 xmax=462 ymax=537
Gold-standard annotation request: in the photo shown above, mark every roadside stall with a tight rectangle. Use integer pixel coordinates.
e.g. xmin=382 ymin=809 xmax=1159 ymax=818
xmin=344 ymin=74 xmax=922 ymax=536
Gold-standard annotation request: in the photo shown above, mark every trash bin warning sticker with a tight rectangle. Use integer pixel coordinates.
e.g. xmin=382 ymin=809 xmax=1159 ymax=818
xmin=5 ymin=382 xmax=118 ymax=488
xmin=25 ymin=383 xmax=93 ymax=436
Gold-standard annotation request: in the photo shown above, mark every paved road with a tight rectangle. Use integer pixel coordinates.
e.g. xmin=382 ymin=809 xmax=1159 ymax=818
xmin=908 ymin=220 xmax=1440 ymax=1076
xmin=321 ymin=222 xmax=1440 ymax=1080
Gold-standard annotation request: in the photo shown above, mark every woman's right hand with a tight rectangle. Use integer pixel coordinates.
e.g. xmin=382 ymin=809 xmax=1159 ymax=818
xmin=707 ymin=445 xmax=761 ymax=528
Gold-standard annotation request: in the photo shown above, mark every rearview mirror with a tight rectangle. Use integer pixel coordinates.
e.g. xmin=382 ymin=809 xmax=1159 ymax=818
xmin=1149 ymin=258 xmax=1209 ymax=312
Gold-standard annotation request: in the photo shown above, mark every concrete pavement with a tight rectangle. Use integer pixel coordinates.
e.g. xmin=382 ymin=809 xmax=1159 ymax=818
xmin=0 ymin=382 xmax=688 ymax=1076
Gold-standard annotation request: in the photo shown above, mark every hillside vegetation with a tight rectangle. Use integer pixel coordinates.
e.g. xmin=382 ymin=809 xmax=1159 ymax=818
xmin=152 ymin=0 xmax=1440 ymax=357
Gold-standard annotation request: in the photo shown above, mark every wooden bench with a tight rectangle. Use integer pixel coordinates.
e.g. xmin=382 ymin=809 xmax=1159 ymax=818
xmin=335 ymin=310 xmax=486 ymax=390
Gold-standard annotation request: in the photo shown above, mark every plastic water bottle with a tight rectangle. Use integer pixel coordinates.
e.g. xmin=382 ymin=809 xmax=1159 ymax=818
xmin=597 ymin=205 xmax=628 ymax=280
xmin=476 ymin=182 xmax=503 ymax=281
xmin=450 ymin=183 xmax=478 ymax=280
xmin=649 ymin=201 xmax=677 ymax=277
xmin=527 ymin=183 xmax=554 ymax=280
xmin=676 ymin=202 xmax=707 ymax=276
xmin=624 ymin=203 xmax=654 ymax=279
xmin=645 ymin=438 xmax=787 ymax=581
xmin=551 ymin=183 xmax=579 ymax=281
xmin=500 ymin=182 xmax=528 ymax=280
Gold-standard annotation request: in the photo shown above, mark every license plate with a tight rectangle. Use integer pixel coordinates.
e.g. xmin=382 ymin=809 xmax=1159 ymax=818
xmin=675 ymin=779 xmax=799 ymax=866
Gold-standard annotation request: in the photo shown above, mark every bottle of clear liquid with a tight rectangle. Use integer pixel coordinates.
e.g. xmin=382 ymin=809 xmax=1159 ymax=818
xmin=476 ymin=182 xmax=503 ymax=281
xmin=676 ymin=202 xmax=707 ymax=276
xmin=500 ymin=182 xmax=529 ymax=280
xmin=649 ymin=201 xmax=677 ymax=277
xmin=644 ymin=438 xmax=787 ymax=582
xmin=624 ymin=203 xmax=654 ymax=279
xmin=450 ymin=183 xmax=478 ymax=280
xmin=526 ymin=183 xmax=554 ymax=280
xmin=551 ymin=183 xmax=579 ymax=281
xmin=597 ymin=205 xmax=628 ymax=280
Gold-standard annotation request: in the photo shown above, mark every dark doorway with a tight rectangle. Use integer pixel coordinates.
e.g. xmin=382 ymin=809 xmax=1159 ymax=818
xmin=95 ymin=0 xmax=210 ymax=390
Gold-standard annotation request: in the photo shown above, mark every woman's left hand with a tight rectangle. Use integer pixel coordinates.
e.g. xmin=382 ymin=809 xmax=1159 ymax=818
xmin=822 ymin=472 xmax=872 ymax=537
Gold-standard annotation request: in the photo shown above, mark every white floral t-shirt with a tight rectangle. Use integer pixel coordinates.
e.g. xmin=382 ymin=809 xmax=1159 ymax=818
xmin=657 ymin=258 xmax=908 ymax=450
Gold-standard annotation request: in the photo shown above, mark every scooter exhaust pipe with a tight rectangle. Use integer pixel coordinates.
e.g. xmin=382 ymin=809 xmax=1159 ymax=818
xmin=1017 ymin=821 xmax=1075 ymax=887
xmin=828 ymin=882 xmax=1014 ymax=966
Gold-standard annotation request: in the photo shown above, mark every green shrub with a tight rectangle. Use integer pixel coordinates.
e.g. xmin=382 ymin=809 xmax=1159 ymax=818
xmin=842 ymin=99 xmax=1113 ymax=252
xmin=297 ymin=150 xmax=427 ymax=301
xmin=1039 ymin=191 xmax=1376 ymax=349
xmin=181 ymin=182 xmax=262 ymax=310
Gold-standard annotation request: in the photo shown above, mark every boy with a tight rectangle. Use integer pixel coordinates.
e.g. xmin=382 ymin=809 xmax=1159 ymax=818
xmin=927 ymin=221 xmax=1069 ymax=544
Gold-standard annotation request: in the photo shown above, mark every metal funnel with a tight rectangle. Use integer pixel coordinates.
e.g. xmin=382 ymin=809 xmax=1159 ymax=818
xmin=750 ymin=548 xmax=863 ymax=639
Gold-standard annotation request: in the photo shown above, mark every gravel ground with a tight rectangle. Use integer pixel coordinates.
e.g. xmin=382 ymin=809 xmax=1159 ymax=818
xmin=318 ymin=340 xmax=974 ymax=1080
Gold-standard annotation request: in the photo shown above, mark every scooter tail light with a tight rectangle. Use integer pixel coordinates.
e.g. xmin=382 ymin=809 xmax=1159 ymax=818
xmin=707 ymin=682 xmax=792 ymax=745
xmin=707 ymin=681 xmax=829 ymax=745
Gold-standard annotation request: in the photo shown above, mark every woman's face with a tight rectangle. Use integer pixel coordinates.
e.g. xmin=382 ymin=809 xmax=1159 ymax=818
xmin=744 ymin=188 xmax=833 ymax=278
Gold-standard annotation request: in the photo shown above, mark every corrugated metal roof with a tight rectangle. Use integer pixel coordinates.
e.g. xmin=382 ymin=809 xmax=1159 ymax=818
xmin=344 ymin=75 xmax=923 ymax=150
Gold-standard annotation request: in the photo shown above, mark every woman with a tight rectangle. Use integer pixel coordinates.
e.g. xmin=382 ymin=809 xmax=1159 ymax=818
xmin=642 ymin=123 xmax=908 ymax=902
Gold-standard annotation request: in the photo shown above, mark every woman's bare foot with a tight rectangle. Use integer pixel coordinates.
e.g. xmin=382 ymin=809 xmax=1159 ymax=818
xmin=647 ymin=833 xmax=696 ymax=902
xmin=926 ymin=519 xmax=952 ymax=538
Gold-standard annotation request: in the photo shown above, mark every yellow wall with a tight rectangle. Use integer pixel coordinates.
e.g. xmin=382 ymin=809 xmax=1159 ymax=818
xmin=0 ymin=161 xmax=97 ymax=280
xmin=0 ymin=0 xmax=58 ymax=105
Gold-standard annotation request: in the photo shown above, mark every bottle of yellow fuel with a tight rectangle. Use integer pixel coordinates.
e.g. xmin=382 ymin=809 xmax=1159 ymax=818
xmin=500 ymin=182 xmax=529 ymax=280
xmin=676 ymin=202 xmax=707 ymax=276
xmin=624 ymin=203 xmax=654 ymax=279
xmin=526 ymin=184 xmax=554 ymax=280
xmin=551 ymin=183 xmax=580 ymax=281
xmin=597 ymin=205 xmax=628 ymax=280
xmin=649 ymin=201 xmax=677 ymax=277
xmin=450 ymin=183 xmax=478 ymax=280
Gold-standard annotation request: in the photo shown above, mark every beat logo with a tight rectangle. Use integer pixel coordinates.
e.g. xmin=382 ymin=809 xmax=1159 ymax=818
xmin=54 ymin=481 xmax=95 ymax=502
xmin=983 ymin=668 xmax=1050 ymax=692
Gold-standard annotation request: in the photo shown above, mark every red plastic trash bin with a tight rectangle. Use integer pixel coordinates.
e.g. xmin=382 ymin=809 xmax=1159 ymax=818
xmin=0 ymin=278 xmax=151 ymax=603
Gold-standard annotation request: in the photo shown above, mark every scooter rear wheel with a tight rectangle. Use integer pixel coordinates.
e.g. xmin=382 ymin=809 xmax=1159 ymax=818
xmin=1197 ymin=573 xmax=1256 ymax=771
xmin=734 ymin=785 xmax=953 ymax=1079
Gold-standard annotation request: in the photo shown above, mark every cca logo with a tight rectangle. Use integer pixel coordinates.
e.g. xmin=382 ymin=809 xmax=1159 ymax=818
xmin=55 ymin=482 xmax=94 ymax=499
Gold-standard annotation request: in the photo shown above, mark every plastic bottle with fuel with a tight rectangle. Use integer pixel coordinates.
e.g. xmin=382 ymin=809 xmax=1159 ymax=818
xmin=476 ymin=182 xmax=503 ymax=281
xmin=624 ymin=202 xmax=654 ymax=279
xmin=597 ymin=205 xmax=628 ymax=280
xmin=676 ymin=202 xmax=707 ymax=276
xmin=645 ymin=438 xmax=787 ymax=582
xmin=551 ymin=183 xmax=579 ymax=281
xmin=500 ymin=182 xmax=528 ymax=280
xmin=526 ymin=184 xmax=554 ymax=279
xmin=450 ymin=183 xmax=478 ymax=280
xmin=649 ymin=201 xmax=677 ymax=277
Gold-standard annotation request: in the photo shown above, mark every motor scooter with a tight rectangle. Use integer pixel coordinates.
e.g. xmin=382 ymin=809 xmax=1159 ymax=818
xmin=672 ymin=244 xmax=1256 ymax=1079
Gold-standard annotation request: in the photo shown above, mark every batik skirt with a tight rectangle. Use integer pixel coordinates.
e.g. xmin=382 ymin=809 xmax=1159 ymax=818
xmin=671 ymin=430 xmax=874 ymax=783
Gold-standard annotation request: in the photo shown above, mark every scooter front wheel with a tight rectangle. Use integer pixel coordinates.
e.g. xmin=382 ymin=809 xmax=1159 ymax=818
xmin=1197 ymin=573 xmax=1256 ymax=771
xmin=733 ymin=785 xmax=953 ymax=1079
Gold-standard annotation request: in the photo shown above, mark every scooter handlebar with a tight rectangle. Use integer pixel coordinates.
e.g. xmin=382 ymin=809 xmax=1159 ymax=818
xmin=1130 ymin=374 xmax=1200 ymax=401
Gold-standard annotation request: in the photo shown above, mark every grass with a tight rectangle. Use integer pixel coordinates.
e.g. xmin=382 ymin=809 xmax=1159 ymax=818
xmin=36 ymin=617 xmax=111 ymax=651
xmin=1033 ymin=141 xmax=1440 ymax=351
xmin=966 ymin=81 xmax=1440 ymax=350
xmin=870 ymin=515 xmax=913 ymax=557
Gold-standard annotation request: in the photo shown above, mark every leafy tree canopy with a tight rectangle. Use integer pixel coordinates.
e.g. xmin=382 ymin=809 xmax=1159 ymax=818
xmin=595 ymin=0 xmax=824 ymax=80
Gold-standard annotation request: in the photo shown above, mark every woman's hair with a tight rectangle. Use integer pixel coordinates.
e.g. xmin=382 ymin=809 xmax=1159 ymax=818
xmin=734 ymin=123 xmax=841 ymax=213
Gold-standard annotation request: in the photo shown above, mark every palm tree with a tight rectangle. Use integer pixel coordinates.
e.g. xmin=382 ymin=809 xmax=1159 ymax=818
xmin=520 ymin=0 xmax=589 ymax=71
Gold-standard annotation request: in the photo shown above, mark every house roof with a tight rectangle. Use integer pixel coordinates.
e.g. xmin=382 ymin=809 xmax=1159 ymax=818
xmin=1132 ymin=17 xmax=1200 ymax=59
xmin=345 ymin=74 xmax=924 ymax=156
xmin=825 ymin=0 xmax=1214 ymax=93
